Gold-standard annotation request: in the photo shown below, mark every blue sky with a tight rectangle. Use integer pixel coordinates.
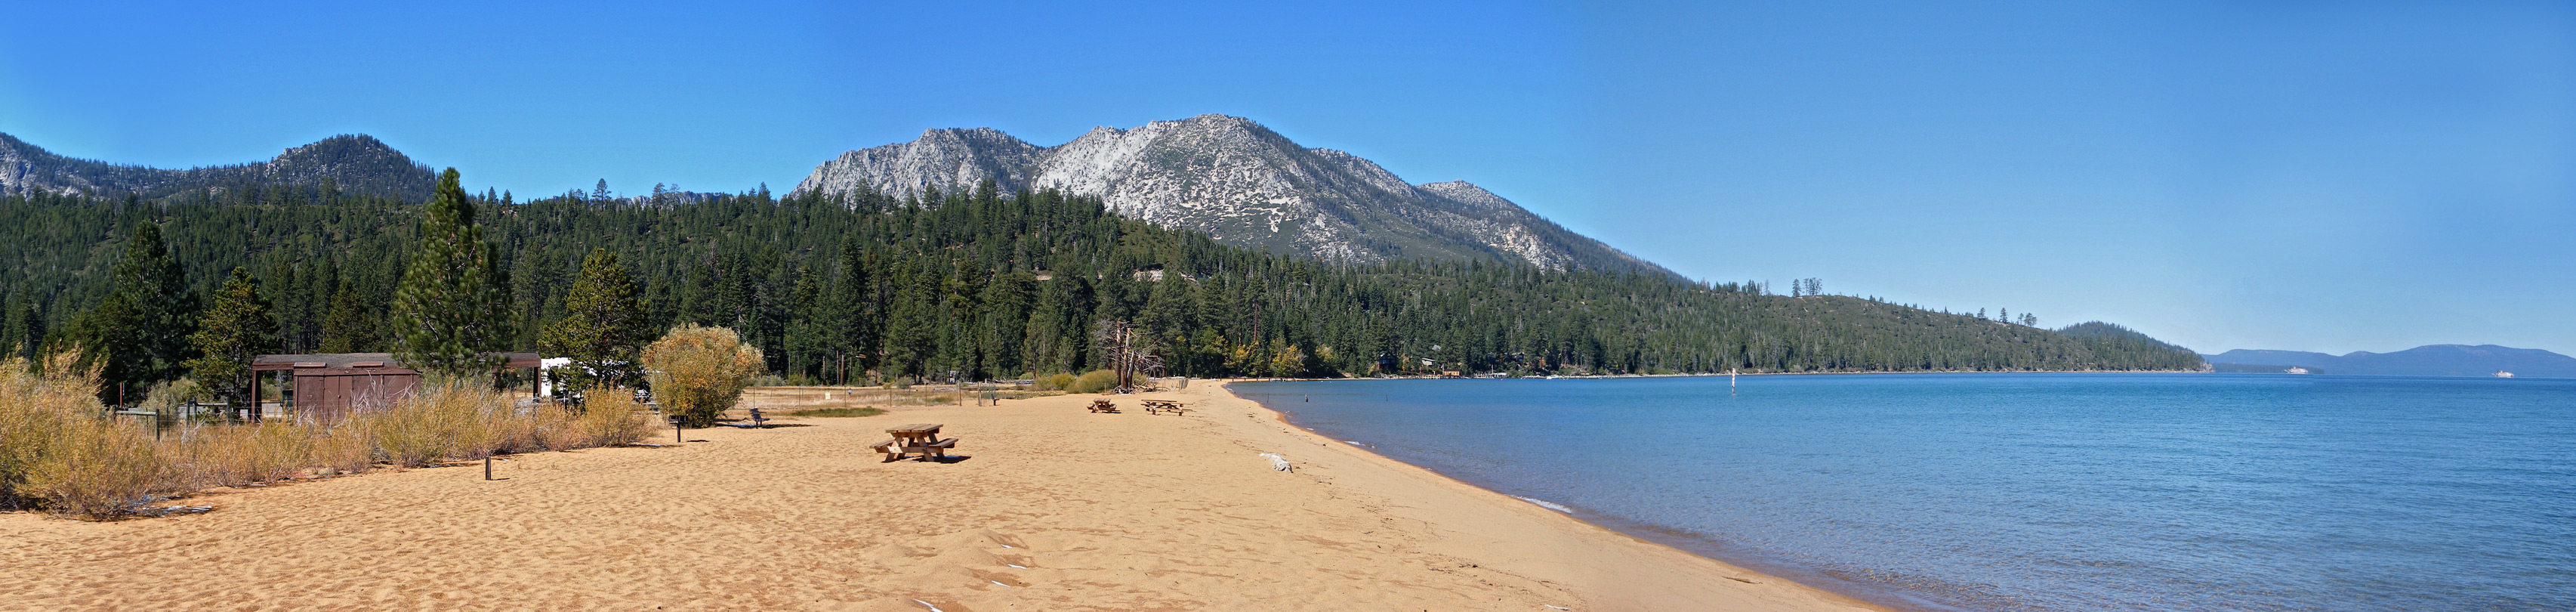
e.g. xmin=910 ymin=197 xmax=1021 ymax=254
xmin=4 ymin=1 xmax=2570 ymax=356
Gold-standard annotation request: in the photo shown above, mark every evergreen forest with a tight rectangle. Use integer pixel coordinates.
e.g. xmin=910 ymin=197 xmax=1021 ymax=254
xmin=0 ymin=175 xmax=2206 ymax=400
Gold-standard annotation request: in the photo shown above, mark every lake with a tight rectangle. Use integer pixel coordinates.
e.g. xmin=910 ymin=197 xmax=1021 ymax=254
xmin=1232 ymin=374 xmax=2576 ymax=612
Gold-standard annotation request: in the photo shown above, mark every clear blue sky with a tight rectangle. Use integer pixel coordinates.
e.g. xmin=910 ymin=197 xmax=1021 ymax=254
xmin=5 ymin=1 xmax=2571 ymax=356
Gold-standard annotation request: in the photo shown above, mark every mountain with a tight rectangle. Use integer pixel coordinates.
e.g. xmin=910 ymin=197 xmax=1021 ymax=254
xmin=792 ymin=114 xmax=1671 ymax=275
xmin=0 ymin=133 xmax=435 ymax=202
xmin=2203 ymin=345 xmax=2576 ymax=378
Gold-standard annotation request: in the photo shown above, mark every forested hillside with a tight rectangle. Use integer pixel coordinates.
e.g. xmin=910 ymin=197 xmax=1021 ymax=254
xmin=0 ymin=177 xmax=2203 ymax=394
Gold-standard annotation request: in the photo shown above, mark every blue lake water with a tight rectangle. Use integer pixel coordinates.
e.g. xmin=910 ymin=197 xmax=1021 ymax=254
xmin=1232 ymin=374 xmax=2576 ymax=612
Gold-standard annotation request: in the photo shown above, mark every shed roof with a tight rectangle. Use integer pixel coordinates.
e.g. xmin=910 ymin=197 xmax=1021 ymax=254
xmin=252 ymin=352 xmax=541 ymax=372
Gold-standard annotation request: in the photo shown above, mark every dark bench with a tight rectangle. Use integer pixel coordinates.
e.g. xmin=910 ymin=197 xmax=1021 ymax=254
xmin=720 ymin=407 xmax=771 ymax=428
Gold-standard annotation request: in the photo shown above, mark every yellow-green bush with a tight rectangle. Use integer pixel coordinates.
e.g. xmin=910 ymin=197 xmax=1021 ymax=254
xmin=176 ymin=420 xmax=315 ymax=488
xmin=0 ymin=353 xmax=168 ymax=518
xmin=365 ymin=381 xmax=483 ymax=467
xmin=1069 ymin=369 xmax=1120 ymax=394
xmin=308 ymin=417 xmax=374 ymax=476
xmin=641 ymin=324 xmax=764 ymax=427
xmin=1034 ymin=372 xmax=1078 ymax=391
xmin=543 ymin=389 xmax=652 ymax=449
xmin=1 ymin=352 xmax=662 ymax=520
xmin=21 ymin=416 xmax=163 ymax=519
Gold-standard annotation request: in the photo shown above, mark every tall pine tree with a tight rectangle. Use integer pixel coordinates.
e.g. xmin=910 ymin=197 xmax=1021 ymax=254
xmin=186 ymin=267 xmax=279 ymax=403
xmin=389 ymin=168 xmax=511 ymax=377
xmin=72 ymin=221 xmax=197 ymax=400
xmin=539 ymin=248 xmax=650 ymax=390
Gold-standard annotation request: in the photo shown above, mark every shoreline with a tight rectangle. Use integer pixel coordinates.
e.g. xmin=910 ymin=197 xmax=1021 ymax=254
xmin=1240 ymin=369 xmax=2206 ymax=382
xmin=2 ymin=383 xmax=1893 ymax=611
xmin=1211 ymin=379 xmax=1898 ymax=612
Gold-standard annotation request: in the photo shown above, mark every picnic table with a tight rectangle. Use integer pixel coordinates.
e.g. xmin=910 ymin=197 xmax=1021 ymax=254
xmin=871 ymin=423 xmax=958 ymax=462
xmin=1141 ymin=400 xmax=1192 ymax=416
xmin=1087 ymin=400 xmax=1119 ymax=413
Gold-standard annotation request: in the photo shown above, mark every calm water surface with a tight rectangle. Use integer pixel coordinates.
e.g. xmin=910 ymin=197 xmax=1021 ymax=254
xmin=1233 ymin=374 xmax=2576 ymax=612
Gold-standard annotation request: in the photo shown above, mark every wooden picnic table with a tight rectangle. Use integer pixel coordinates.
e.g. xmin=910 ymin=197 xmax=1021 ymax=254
xmin=1141 ymin=400 xmax=1191 ymax=416
xmin=872 ymin=423 xmax=958 ymax=462
xmin=1087 ymin=399 xmax=1119 ymax=413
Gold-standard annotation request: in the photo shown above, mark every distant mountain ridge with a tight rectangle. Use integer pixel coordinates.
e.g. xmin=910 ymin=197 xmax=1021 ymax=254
xmin=0 ymin=133 xmax=435 ymax=202
xmin=2204 ymin=345 xmax=2576 ymax=378
xmin=792 ymin=114 xmax=1671 ymax=275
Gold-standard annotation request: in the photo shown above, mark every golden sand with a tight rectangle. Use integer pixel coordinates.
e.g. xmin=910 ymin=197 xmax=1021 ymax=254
xmin=0 ymin=382 xmax=1888 ymax=612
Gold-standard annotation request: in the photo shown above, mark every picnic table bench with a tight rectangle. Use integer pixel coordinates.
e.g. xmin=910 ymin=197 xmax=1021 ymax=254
xmin=871 ymin=423 xmax=958 ymax=462
xmin=1141 ymin=400 xmax=1192 ymax=416
xmin=1087 ymin=400 xmax=1120 ymax=413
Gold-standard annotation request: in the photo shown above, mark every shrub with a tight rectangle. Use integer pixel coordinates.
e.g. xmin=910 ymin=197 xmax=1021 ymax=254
xmin=0 ymin=357 xmax=75 ymax=508
xmin=2 ymin=353 xmax=170 ymax=518
xmin=0 ymin=352 xmax=662 ymax=520
xmin=309 ymin=416 xmax=375 ymax=476
xmin=640 ymin=325 xmax=764 ymax=427
xmin=21 ymin=416 xmax=163 ymax=519
xmin=1034 ymin=372 xmax=1077 ymax=391
xmin=530 ymin=403 xmax=586 ymax=451
xmin=176 ymin=420 xmax=313 ymax=487
xmin=366 ymin=381 xmax=483 ymax=467
xmin=475 ymin=397 xmax=540 ymax=457
xmin=565 ymin=389 xmax=653 ymax=448
xmin=1069 ymin=369 xmax=1119 ymax=394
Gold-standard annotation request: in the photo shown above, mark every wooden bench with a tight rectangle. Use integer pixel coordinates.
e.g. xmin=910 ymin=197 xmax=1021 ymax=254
xmin=871 ymin=437 xmax=958 ymax=462
xmin=1087 ymin=400 xmax=1119 ymax=413
xmin=1142 ymin=400 xmax=1191 ymax=416
xmin=874 ymin=424 xmax=958 ymax=462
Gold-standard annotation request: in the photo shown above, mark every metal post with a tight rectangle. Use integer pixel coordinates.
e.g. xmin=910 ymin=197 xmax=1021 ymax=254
xmin=484 ymin=456 xmax=492 ymax=481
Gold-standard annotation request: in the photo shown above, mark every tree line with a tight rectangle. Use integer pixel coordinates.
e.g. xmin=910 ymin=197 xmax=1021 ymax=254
xmin=0 ymin=171 xmax=2205 ymax=403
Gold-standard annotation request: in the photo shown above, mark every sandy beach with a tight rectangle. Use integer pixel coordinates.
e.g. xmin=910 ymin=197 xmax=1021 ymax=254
xmin=0 ymin=382 xmax=1889 ymax=612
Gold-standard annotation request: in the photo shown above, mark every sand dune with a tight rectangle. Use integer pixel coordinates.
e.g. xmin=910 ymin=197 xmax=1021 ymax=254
xmin=0 ymin=382 xmax=1886 ymax=612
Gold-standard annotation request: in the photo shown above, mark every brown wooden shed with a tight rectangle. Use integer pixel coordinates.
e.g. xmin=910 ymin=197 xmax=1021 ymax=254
xmin=251 ymin=352 xmax=542 ymax=425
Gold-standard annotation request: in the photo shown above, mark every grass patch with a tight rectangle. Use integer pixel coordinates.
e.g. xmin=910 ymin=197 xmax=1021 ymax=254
xmin=781 ymin=407 xmax=887 ymax=418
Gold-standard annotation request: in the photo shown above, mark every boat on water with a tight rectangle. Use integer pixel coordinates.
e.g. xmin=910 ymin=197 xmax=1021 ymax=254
xmin=2286 ymin=366 xmax=2311 ymax=375
xmin=2495 ymin=371 xmax=2515 ymax=378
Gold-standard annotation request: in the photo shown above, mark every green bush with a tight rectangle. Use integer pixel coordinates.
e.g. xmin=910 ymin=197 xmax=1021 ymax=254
xmin=1069 ymin=369 xmax=1119 ymax=394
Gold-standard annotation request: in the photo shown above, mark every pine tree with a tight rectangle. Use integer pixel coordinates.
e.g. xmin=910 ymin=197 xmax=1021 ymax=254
xmin=540 ymin=248 xmax=652 ymax=390
xmin=72 ymin=221 xmax=197 ymax=397
xmin=186 ymin=267 xmax=279 ymax=403
xmin=390 ymin=168 xmax=511 ymax=378
xmin=8 ymin=301 xmax=36 ymax=360
xmin=317 ymin=286 xmax=377 ymax=353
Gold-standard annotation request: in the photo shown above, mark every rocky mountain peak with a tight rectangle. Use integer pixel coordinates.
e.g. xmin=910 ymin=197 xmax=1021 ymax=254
xmin=793 ymin=115 xmax=1671 ymax=276
xmin=0 ymin=132 xmax=433 ymax=201
xmin=1417 ymin=181 xmax=1515 ymax=211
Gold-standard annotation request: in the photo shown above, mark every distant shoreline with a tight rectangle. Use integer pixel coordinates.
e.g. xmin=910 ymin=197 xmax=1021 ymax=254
xmin=1230 ymin=368 xmax=2208 ymax=383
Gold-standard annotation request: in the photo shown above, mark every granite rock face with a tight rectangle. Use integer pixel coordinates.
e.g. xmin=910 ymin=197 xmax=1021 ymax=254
xmin=0 ymin=133 xmax=434 ymax=202
xmin=794 ymin=114 xmax=1667 ymax=274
